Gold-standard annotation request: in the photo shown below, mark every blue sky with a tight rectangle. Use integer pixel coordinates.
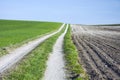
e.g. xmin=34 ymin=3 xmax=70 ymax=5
xmin=0 ymin=0 xmax=120 ymax=24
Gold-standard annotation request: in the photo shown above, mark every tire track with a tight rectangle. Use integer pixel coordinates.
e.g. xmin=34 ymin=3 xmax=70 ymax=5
xmin=43 ymin=24 xmax=68 ymax=80
xmin=0 ymin=24 xmax=65 ymax=73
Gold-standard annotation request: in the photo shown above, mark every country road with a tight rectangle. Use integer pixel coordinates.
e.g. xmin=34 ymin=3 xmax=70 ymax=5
xmin=43 ymin=24 xmax=68 ymax=80
xmin=0 ymin=23 xmax=65 ymax=73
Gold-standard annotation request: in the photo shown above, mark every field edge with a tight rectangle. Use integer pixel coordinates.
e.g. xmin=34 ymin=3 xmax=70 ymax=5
xmin=64 ymin=24 xmax=88 ymax=80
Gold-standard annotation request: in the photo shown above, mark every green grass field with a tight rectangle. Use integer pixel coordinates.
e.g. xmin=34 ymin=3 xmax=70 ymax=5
xmin=0 ymin=20 xmax=62 ymax=56
xmin=2 ymin=25 xmax=66 ymax=80
xmin=0 ymin=20 xmax=88 ymax=79
xmin=0 ymin=20 xmax=62 ymax=48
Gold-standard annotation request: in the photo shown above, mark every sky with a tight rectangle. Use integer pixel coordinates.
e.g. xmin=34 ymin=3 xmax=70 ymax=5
xmin=0 ymin=0 xmax=120 ymax=24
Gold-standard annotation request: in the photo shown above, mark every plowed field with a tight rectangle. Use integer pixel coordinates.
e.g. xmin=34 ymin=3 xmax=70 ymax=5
xmin=71 ymin=25 xmax=120 ymax=80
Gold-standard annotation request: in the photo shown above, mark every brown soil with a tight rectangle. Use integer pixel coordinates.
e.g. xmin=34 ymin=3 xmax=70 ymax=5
xmin=71 ymin=25 xmax=120 ymax=80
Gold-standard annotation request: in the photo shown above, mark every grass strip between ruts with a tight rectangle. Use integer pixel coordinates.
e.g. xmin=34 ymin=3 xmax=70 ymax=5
xmin=2 ymin=24 xmax=66 ymax=80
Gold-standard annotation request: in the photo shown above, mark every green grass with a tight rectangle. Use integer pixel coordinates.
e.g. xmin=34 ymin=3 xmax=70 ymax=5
xmin=2 ymin=25 xmax=66 ymax=80
xmin=64 ymin=25 xmax=88 ymax=80
xmin=0 ymin=20 xmax=61 ymax=48
xmin=0 ymin=20 xmax=62 ymax=56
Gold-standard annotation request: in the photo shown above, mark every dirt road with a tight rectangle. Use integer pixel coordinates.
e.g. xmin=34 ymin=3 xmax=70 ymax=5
xmin=43 ymin=24 xmax=68 ymax=80
xmin=0 ymin=24 xmax=65 ymax=73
